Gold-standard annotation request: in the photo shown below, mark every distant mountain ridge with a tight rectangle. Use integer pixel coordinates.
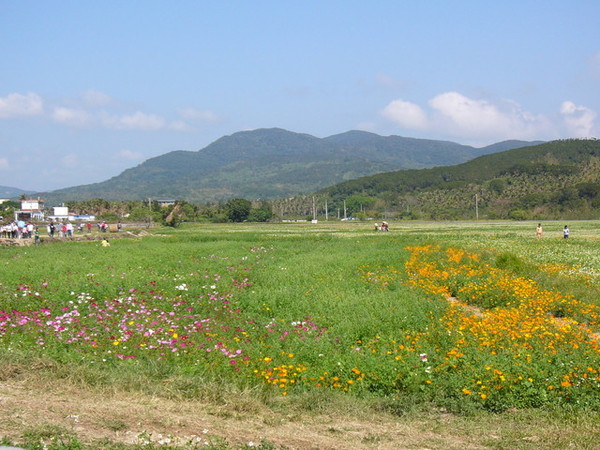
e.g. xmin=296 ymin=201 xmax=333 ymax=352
xmin=0 ymin=185 xmax=34 ymax=198
xmin=37 ymin=128 xmax=543 ymax=203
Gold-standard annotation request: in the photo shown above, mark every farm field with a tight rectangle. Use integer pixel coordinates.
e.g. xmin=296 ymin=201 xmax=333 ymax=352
xmin=1 ymin=220 xmax=599 ymax=449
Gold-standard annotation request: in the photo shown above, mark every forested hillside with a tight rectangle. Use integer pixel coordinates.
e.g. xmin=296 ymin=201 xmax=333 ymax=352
xmin=295 ymin=139 xmax=600 ymax=220
xmin=35 ymin=128 xmax=540 ymax=203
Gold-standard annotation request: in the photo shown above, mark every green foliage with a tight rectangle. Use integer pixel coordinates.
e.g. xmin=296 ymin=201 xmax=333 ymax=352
xmin=494 ymin=252 xmax=529 ymax=276
xmin=225 ymin=198 xmax=252 ymax=222
xmin=576 ymin=182 xmax=600 ymax=199
xmin=317 ymin=139 xmax=600 ymax=220
xmin=128 ymin=206 xmax=159 ymax=222
xmin=344 ymin=195 xmax=376 ymax=216
xmin=248 ymin=205 xmax=273 ymax=222
xmin=21 ymin=424 xmax=81 ymax=449
xmin=0 ymin=200 xmax=18 ymax=220
xmin=2 ymin=221 xmax=600 ymax=418
xmin=3 ymin=221 xmax=600 ymax=448
xmin=509 ymin=209 xmax=530 ymax=220
xmin=487 ymin=178 xmax=507 ymax=194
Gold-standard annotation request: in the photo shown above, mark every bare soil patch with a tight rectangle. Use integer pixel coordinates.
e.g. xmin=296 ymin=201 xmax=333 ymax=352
xmin=0 ymin=379 xmax=490 ymax=449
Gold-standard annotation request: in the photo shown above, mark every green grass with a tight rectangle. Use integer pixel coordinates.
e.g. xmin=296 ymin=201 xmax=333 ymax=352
xmin=1 ymin=220 xmax=600 ymax=448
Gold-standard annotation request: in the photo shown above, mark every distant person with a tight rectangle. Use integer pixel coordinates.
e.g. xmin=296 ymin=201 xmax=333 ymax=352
xmin=87 ymin=222 xmax=92 ymax=233
xmin=536 ymin=223 xmax=543 ymax=238
xmin=563 ymin=225 xmax=570 ymax=239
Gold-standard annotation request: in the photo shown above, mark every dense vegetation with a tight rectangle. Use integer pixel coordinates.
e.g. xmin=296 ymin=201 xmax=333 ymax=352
xmin=312 ymin=139 xmax=600 ymax=220
xmin=1 ymin=221 xmax=599 ymax=449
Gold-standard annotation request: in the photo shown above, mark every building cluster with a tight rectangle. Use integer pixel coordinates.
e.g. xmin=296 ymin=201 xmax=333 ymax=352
xmin=1 ymin=198 xmax=96 ymax=223
xmin=0 ymin=198 xmax=99 ymax=240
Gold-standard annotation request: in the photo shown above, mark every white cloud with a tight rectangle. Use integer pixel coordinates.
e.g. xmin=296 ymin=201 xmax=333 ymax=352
xmin=381 ymin=99 xmax=428 ymax=129
xmin=52 ymin=107 xmax=91 ymax=127
xmin=429 ymin=92 xmax=509 ymax=133
xmin=560 ymin=101 xmax=598 ymax=137
xmin=381 ymin=91 xmax=554 ymax=143
xmin=0 ymin=158 xmax=9 ymax=170
xmin=2 ymin=90 xmax=216 ymax=135
xmin=0 ymin=92 xmax=43 ymax=118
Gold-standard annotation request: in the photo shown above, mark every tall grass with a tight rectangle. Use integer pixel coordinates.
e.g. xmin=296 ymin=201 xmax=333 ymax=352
xmin=1 ymin=221 xmax=599 ymax=417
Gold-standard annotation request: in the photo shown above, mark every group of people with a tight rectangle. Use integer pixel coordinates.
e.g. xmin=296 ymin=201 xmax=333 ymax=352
xmin=0 ymin=220 xmax=118 ymax=239
xmin=536 ymin=223 xmax=570 ymax=239
xmin=0 ymin=221 xmax=36 ymax=238
xmin=47 ymin=221 xmax=81 ymax=237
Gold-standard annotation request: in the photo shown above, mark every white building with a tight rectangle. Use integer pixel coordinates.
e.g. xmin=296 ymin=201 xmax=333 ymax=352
xmin=47 ymin=206 xmax=95 ymax=222
xmin=14 ymin=198 xmax=45 ymax=221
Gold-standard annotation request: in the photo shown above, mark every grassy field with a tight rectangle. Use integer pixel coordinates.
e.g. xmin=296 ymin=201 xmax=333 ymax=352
xmin=1 ymin=220 xmax=599 ymax=449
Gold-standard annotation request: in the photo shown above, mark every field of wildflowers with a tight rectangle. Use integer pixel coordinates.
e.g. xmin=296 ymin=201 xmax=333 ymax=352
xmin=1 ymin=221 xmax=599 ymax=433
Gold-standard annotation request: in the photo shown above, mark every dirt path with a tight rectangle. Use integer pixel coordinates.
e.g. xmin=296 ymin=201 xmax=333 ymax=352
xmin=0 ymin=380 xmax=485 ymax=449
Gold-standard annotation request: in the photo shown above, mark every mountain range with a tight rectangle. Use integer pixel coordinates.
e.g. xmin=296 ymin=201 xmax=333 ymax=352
xmin=32 ymin=128 xmax=542 ymax=203
xmin=0 ymin=185 xmax=33 ymax=199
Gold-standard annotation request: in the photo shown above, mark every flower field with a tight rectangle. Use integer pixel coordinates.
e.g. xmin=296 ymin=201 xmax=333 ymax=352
xmin=1 ymin=221 xmax=600 ymax=447
xmin=404 ymin=244 xmax=599 ymax=410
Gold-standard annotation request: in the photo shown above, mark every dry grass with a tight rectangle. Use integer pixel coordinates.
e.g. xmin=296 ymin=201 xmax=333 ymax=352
xmin=1 ymin=368 xmax=599 ymax=449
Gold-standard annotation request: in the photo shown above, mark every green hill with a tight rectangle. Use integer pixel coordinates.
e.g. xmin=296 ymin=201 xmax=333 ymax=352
xmin=0 ymin=185 xmax=34 ymax=198
xmin=36 ymin=128 xmax=541 ymax=204
xmin=312 ymin=139 xmax=600 ymax=220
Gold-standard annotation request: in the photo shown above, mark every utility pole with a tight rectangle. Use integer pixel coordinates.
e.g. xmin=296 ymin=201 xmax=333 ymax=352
xmin=343 ymin=200 xmax=347 ymax=220
xmin=475 ymin=193 xmax=479 ymax=220
xmin=312 ymin=196 xmax=316 ymax=221
xmin=325 ymin=200 xmax=328 ymax=221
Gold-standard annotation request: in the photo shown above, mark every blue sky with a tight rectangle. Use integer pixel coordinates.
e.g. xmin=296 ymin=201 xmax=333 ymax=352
xmin=1 ymin=1 xmax=599 ymax=192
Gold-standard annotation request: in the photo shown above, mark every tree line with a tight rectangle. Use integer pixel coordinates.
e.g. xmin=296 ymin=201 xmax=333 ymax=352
xmin=0 ymin=198 xmax=273 ymax=227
